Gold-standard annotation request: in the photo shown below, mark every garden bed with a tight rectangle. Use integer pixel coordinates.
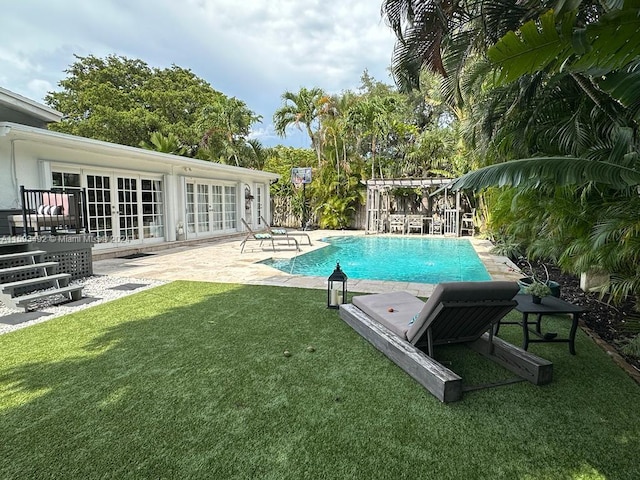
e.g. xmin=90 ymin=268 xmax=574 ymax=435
xmin=532 ymin=263 xmax=640 ymax=375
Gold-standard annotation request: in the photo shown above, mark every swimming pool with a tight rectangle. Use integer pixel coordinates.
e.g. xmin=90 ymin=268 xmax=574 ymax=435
xmin=262 ymin=236 xmax=491 ymax=283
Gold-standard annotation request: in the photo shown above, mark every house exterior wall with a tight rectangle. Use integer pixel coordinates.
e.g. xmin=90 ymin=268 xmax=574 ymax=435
xmin=0 ymin=122 xmax=278 ymax=249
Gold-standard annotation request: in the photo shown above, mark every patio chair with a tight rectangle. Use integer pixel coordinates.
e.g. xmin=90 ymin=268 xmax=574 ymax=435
xmin=389 ymin=214 xmax=405 ymax=234
xmin=339 ymin=281 xmax=552 ymax=402
xmin=406 ymin=215 xmax=424 ymax=235
xmin=239 ymin=218 xmax=299 ymax=253
xmin=260 ymin=216 xmax=312 ymax=246
xmin=460 ymin=208 xmax=475 ymax=236
xmin=430 ymin=213 xmax=443 ymax=235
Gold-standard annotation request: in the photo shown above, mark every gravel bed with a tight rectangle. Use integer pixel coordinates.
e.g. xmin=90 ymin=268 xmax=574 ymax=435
xmin=0 ymin=275 xmax=167 ymax=335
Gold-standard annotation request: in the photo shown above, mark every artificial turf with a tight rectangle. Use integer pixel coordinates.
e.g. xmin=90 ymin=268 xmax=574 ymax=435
xmin=1 ymin=281 xmax=639 ymax=479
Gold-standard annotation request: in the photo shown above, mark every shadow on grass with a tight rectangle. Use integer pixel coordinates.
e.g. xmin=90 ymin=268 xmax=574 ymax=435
xmin=0 ymin=281 xmax=639 ymax=479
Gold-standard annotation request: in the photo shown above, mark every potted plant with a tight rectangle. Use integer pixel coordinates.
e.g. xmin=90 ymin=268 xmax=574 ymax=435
xmin=522 ymin=281 xmax=552 ymax=304
xmin=516 ymin=258 xmax=561 ymax=297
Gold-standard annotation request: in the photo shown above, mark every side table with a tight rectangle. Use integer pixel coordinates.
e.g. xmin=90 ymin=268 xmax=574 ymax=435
xmin=496 ymin=294 xmax=586 ymax=355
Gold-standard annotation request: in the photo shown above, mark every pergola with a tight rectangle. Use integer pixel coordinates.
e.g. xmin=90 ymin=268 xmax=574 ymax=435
xmin=363 ymin=178 xmax=465 ymax=235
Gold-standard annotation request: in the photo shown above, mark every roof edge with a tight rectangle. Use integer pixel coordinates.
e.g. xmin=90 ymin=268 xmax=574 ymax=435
xmin=0 ymin=87 xmax=63 ymax=123
xmin=0 ymin=121 xmax=279 ymax=180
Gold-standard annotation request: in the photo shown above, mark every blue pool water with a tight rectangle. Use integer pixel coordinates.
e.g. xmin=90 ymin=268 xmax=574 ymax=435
xmin=262 ymin=236 xmax=491 ymax=284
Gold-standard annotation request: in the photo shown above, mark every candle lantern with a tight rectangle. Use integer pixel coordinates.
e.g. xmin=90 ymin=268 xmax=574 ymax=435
xmin=327 ymin=262 xmax=348 ymax=309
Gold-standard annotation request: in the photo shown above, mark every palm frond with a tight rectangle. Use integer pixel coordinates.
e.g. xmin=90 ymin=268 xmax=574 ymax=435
xmin=488 ymin=10 xmax=575 ymax=84
xmin=453 ymin=157 xmax=640 ymax=190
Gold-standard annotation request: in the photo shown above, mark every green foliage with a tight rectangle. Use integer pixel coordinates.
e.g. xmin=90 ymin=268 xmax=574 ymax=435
xmin=273 ymin=87 xmax=326 ymax=164
xmin=264 ymin=146 xmax=316 ymax=197
xmin=139 ymin=131 xmax=186 ymax=155
xmin=196 ymin=96 xmax=263 ymax=166
xmin=382 ymin=1 xmax=640 ymax=308
xmin=269 ymin=70 xmax=462 ymax=227
xmin=312 ymin=163 xmax=364 ymax=229
xmin=45 ymin=54 xmax=264 ymax=162
xmin=522 ymin=281 xmax=552 ymax=298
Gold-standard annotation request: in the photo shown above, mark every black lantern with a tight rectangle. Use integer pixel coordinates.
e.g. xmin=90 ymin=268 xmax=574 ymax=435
xmin=327 ymin=262 xmax=348 ymax=309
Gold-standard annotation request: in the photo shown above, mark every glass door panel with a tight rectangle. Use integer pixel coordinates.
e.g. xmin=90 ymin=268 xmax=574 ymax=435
xmin=197 ymin=184 xmax=210 ymax=232
xmin=186 ymin=183 xmax=196 ymax=234
xmin=212 ymin=185 xmax=223 ymax=231
xmin=141 ymin=179 xmax=163 ymax=238
xmin=224 ymin=185 xmax=237 ymax=230
xmin=86 ymin=174 xmax=113 ymax=241
xmin=118 ymin=176 xmax=140 ymax=240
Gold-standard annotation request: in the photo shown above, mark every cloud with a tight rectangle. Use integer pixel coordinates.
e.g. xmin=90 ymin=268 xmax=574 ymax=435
xmin=0 ymin=0 xmax=397 ymax=147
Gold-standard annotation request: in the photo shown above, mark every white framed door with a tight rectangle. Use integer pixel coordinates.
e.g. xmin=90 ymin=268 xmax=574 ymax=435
xmin=84 ymin=170 xmax=165 ymax=245
xmin=85 ymin=173 xmax=114 ymax=242
xmin=186 ymin=181 xmax=237 ymax=238
xmin=255 ymin=183 xmax=265 ymax=227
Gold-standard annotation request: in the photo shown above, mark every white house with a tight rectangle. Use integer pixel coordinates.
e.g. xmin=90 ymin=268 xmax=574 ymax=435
xmin=0 ymin=87 xmax=279 ymax=250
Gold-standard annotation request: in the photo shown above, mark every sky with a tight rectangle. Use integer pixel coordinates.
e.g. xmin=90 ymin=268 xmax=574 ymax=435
xmin=0 ymin=0 xmax=398 ymax=148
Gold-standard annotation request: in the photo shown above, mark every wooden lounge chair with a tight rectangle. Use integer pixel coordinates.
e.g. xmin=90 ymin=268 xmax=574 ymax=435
xmin=339 ymin=281 xmax=553 ymax=402
xmin=239 ymin=218 xmax=299 ymax=253
xmin=260 ymin=216 xmax=312 ymax=245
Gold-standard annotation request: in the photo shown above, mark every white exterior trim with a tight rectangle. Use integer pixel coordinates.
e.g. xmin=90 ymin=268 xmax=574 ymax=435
xmin=0 ymin=121 xmax=279 ymax=250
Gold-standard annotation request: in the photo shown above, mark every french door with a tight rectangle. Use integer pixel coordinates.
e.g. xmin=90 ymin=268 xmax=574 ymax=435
xmin=186 ymin=181 xmax=237 ymax=237
xmin=85 ymin=172 xmax=164 ymax=244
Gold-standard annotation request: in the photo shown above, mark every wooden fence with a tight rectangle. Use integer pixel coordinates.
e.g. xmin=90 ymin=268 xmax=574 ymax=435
xmin=270 ymin=196 xmax=366 ymax=230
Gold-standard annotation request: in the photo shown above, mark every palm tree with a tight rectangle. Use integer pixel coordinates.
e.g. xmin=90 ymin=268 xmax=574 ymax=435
xmin=381 ymin=0 xmax=557 ymax=93
xmin=139 ymin=132 xmax=187 ymax=155
xmin=448 ymin=3 xmax=640 ymax=305
xmin=382 ymin=1 xmax=640 ymax=308
xmin=273 ymin=87 xmax=325 ymax=165
xmin=198 ymin=97 xmax=262 ymax=166
xmin=245 ymin=139 xmax=270 ymax=170
xmin=346 ymin=96 xmax=398 ymax=179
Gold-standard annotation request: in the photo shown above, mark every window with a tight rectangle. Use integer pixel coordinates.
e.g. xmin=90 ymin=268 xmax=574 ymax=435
xmin=52 ymin=171 xmax=81 ymax=188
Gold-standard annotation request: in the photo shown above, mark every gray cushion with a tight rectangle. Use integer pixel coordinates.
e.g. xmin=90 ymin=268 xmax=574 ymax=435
xmin=406 ymin=281 xmax=519 ymax=343
xmin=352 ymin=291 xmax=425 ymax=338
xmin=352 ymin=281 xmax=520 ymax=346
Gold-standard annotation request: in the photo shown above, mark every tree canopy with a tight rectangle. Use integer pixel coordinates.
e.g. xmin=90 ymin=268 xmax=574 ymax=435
xmin=45 ymin=54 xmax=262 ymax=164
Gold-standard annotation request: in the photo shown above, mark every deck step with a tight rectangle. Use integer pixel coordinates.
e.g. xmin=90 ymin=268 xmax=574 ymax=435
xmin=0 ymin=250 xmax=47 ymax=261
xmin=13 ymin=285 xmax=84 ymax=311
xmin=1 ymin=274 xmax=71 ymax=294
xmin=0 ymin=262 xmax=58 ymax=275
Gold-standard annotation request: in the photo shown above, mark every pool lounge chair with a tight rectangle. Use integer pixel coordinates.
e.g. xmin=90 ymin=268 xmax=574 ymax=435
xmin=239 ymin=219 xmax=299 ymax=253
xmin=260 ymin=216 xmax=312 ymax=246
xmin=339 ymin=281 xmax=553 ymax=402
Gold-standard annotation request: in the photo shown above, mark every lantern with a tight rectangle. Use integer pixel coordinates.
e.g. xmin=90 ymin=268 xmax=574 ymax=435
xmin=327 ymin=262 xmax=347 ymax=309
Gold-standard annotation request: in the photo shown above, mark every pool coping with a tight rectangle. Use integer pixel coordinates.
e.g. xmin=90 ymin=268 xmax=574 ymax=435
xmin=93 ymin=230 xmax=522 ymax=298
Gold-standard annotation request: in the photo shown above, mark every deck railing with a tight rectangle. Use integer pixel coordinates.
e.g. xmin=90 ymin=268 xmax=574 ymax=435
xmin=10 ymin=185 xmax=89 ymax=236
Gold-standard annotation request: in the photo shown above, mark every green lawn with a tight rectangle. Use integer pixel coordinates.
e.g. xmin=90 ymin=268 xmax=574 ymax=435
xmin=1 ymin=281 xmax=639 ymax=479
